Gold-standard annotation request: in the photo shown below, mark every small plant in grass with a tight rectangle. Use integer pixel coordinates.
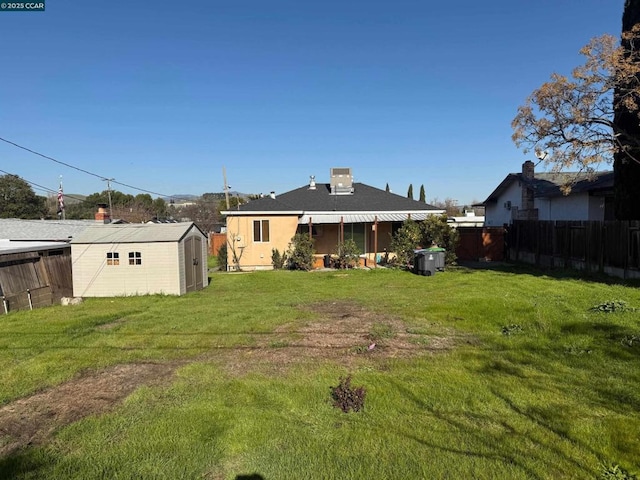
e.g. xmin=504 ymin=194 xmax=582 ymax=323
xmin=600 ymin=462 xmax=637 ymax=479
xmin=349 ymin=345 xmax=368 ymax=354
xmin=591 ymin=300 xmax=635 ymax=313
xmin=268 ymin=340 xmax=289 ymax=348
xmin=501 ymin=324 xmax=523 ymax=336
xmin=564 ymin=343 xmax=593 ymax=356
xmin=329 ymin=375 xmax=366 ymax=413
xmin=369 ymin=322 xmax=395 ymax=341
xmin=620 ymin=334 xmax=640 ymax=348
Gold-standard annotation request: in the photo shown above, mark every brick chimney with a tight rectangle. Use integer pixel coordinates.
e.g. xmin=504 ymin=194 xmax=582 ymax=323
xmin=522 ymin=160 xmax=535 ymax=180
xmin=520 ymin=161 xmax=537 ymax=218
xmin=95 ymin=204 xmax=111 ymax=223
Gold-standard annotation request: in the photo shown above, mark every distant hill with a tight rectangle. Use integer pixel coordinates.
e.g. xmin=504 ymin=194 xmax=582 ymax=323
xmin=164 ymin=192 xmax=249 ymax=202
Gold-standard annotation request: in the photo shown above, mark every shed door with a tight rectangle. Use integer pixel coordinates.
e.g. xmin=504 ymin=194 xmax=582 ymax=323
xmin=184 ymin=236 xmax=204 ymax=293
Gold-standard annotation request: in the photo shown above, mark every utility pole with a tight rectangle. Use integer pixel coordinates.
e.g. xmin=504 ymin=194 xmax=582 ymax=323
xmin=222 ymin=167 xmax=230 ymax=210
xmin=104 ymin=178 xmax=114 ymax=221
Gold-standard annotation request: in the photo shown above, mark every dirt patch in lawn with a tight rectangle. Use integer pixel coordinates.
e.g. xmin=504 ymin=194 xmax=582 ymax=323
xmin=212 ymin=300 xmax=469 ymax=375
xmin=0 ymin=362 xmax=181 ymax=458
xmin=0 ymin=300 xmax=469 ymax=458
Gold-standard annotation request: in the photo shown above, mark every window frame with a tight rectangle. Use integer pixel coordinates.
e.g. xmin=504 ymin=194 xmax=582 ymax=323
xmin=107 ymin=252 xmax=120 ymax=266
xmin=253 ymin=219 xmax=270 ymax=243
xmin=128 ymin=251 xmax=142 ymax=266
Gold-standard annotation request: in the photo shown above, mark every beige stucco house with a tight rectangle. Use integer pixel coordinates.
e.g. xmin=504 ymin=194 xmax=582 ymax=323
xmin=71 ymin=222 xmax=208 ymax=297
xmin=222 ymin=168 xmax=444 ymax=270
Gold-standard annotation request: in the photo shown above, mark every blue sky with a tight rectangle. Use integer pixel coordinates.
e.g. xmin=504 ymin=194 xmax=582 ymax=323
xmin=0 ymin=0 xmax=623 ymax=205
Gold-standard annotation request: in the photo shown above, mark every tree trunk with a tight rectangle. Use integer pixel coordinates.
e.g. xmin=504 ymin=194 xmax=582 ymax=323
xmin=614 ymin=0 xmax=640 ymax=219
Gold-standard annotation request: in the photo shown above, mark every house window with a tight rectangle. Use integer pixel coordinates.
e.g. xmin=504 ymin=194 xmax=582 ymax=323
xmin=253 ymin=220 xmax=270 ymax=242
xmin=129 ymin=251 xmax=142 ymax=265
xmin=107 ymin=252 xmax=119 ymax=265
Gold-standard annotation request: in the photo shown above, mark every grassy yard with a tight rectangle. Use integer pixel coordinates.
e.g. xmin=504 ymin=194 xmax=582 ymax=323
xmin=0 ymin=264 xmax=639 ymax=479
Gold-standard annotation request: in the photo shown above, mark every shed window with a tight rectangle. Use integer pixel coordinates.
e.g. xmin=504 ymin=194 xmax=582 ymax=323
xmin=107 ymin=252 xmax=119 ymax=265
xmin=253 ymin=220 xmax=270 ymax=242
xmin=128 ymin=251 xmax=142 ymax=265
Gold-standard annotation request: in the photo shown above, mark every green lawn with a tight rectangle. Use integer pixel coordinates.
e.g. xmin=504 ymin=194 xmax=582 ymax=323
xmin=1 ymin=265 xmax=639 ymax=479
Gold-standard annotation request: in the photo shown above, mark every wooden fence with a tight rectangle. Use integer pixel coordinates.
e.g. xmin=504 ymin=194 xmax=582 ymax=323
xmin=2 ymin=286 xmax=53 ymax=313
xmin=455 ymin=227 xmax=505 ymax=262
xmin=506 ymin=220 xmax=640 ymax=279
xmin=209 ymin=233 xmax=226 ymax=256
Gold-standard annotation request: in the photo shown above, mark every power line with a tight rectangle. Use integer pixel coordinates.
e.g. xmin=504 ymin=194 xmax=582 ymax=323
xmin=0 ymin=136 xmax=194 ymax=200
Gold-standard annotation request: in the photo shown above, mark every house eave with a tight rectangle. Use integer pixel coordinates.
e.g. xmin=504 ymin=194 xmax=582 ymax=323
xmin=222 ymin=210 xmax=304 ymax=216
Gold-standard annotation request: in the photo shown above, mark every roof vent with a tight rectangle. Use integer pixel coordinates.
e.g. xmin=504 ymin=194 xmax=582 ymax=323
xmin=330 ymin=167 xmax=354 ymax=195
xmin=269 ymin=191 xmax=276 ymax=199
xmin=309 ymin=175 xmax=316 ymax=190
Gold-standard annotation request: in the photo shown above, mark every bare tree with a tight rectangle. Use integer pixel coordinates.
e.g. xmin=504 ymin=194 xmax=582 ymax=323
xmin=512 ymin=22 xmax=640 ymax=202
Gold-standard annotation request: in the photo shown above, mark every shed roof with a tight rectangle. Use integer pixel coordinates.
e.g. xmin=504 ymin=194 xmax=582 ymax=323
xmin=70 ymin=222 xmax=204 ymax=244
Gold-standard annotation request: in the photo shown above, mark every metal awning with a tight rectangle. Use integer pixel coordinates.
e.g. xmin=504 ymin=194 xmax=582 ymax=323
xmin=298 ymin=212 xmax=439 ymax=224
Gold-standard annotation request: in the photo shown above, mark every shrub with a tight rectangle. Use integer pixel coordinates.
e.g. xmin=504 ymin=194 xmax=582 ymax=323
xmin=389 ymin=220 xmax=422 ymax=268
xmin=388 ymin=215 xmax=459 ymax=269
xmin=421 ymin=213 xmax=459 ymax=265
xmin=329 ymin=375 xmax=366 ymax=413
xmin=271 ymin=248 xmax=287 ymax=269
xmin=286 ymin=233 xmax=315 ymax=271
xmin=217 ymin=243 xmax=228 ymax=271
xmin=333 ymin=239 xmax=361 ymax=269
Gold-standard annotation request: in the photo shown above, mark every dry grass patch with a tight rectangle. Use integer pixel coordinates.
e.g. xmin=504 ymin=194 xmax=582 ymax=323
xmin=0 ymin=362 xmax=181 ymax=457
xmin=210 ymin=300 xmax=466 ymax=376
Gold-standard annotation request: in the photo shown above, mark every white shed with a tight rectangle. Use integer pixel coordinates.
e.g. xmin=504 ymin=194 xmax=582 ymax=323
xmin=70 ymin=222 xmax=208 ymax=297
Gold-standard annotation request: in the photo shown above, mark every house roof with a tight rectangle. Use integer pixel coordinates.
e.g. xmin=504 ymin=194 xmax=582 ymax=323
xmin=223 ymin=183 xmax=443 ymax=223
xmin=0 ymin=218 xmax=97 ymax=241
xmin=70 ymin=222 xmax=204 ymax=244
xmin=481 ymin=170 xmax=614 ymax=204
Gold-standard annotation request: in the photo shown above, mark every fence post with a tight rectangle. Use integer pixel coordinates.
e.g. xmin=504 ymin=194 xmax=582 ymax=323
xmin=2 ymin=296 xmax=7 ymax=314
xmin=27 ymin=289 xmax=33 ymax=311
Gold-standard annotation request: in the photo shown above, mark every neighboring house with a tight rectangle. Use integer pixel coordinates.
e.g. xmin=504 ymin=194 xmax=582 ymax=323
xmin=448 ymin=209 xmax=485 ymax=228
xmin=70 ymin=222 xmax=208 ymax=297
xmin=0 ymin=240 xmax=73 ymax=312
xmin=481 ymin=161 xmax=614 ymax=226
xmin=221 ymin=168 xmax=445 ymax=270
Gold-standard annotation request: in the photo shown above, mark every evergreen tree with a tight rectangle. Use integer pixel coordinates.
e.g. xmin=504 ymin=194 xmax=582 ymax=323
xmin=0 ymin=174 xmax=46 ymax=219
xmin=407 ymin=184 xmax=414 ymax=200
xmin=419 ymin=184 xmax=426 ymax=202
xmin=614 ymin=0 xmax=640 ymax=219
xmin=385 ymin=183 xmax=390 ymax=192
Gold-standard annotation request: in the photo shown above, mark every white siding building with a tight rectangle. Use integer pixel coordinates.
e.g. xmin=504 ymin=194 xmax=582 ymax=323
xmin=71 ymin=222 xmax=208 ymax=297
xmin=482 ymin=161 xmax=614 ymax=226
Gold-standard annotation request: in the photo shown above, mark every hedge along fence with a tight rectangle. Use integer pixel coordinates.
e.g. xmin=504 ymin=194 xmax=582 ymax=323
xmin=506 ymin=220 xmax=640 ymax=279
